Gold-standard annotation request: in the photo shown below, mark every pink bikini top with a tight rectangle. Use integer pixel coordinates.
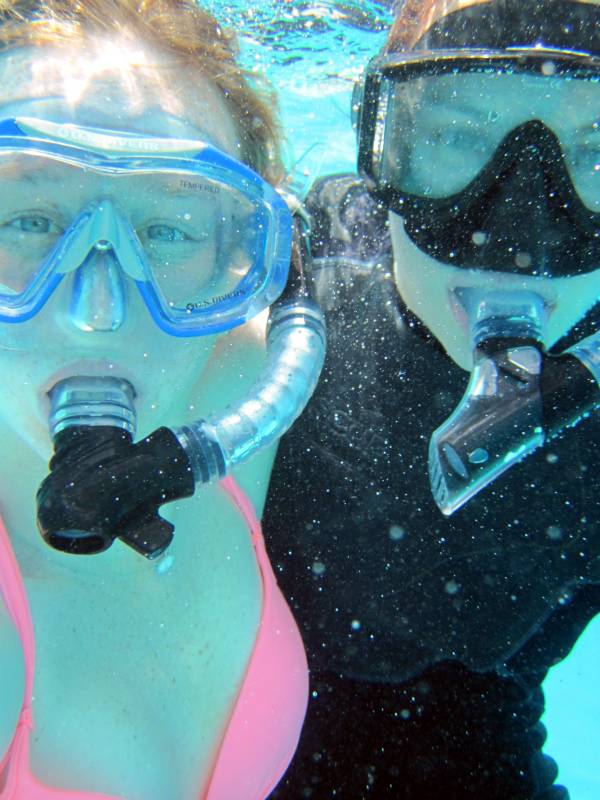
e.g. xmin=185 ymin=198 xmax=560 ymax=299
xmin=0 ymin=476 xmax=308 ymax=800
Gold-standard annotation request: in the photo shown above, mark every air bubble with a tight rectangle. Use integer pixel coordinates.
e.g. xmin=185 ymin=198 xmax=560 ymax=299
xmin=468 ymin=448 xmax=489 ymax=465
xmin=155 ymin=553 xmax=174 ymax=575
xmin=389 ymin=524 xmax=406 ymax=541
xmin=558 ymin=589 xmax=573 ymax=605
xmin=471 ymin=230 xmax=488 ymax=246
xmin=515 ymin=251 xmax=533 ymax=269
xmin=546 ymin=525 xmax=563 ymax=541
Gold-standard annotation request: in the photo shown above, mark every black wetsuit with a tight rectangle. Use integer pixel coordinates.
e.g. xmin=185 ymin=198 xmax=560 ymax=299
xmin=264 ymin=175 xmax=600 ymax=799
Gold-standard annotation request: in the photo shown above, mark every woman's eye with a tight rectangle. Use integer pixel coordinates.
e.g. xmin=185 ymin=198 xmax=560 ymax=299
xmin=429 ymin=125 xmax=488 ymax=154
xmin=7 ymin=215 xmax=61 ymax=234
xmin=145 ymin=224 xmax=190 ymax=243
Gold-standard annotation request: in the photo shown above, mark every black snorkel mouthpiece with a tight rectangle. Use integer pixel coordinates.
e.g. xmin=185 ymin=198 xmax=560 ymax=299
xmin=37 ymin=377 xmax=195 ymax=559
xmin=429 ymin=291 xmax=600 ymax=515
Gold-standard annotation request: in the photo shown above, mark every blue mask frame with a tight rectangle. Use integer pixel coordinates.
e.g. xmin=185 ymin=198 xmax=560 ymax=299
xmin=0 ymin=117 xmax=292 ymax=336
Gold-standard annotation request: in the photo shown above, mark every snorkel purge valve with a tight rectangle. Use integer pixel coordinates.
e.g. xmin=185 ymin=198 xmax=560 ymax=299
xmin=429 ymin=290 xmax=600 ymax=516
xmin=36 ymin=215 xmax=326 ymax=558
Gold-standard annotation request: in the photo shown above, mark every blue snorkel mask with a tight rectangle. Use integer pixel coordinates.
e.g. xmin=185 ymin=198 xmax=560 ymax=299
xmin=0 ymin=117 xmax=291 ymax=335
xmin=15 ymin=118 xmax=326 ymax=559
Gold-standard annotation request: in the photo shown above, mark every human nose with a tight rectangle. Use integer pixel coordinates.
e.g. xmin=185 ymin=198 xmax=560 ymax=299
xmin=69 ymin=243 xmax=127 ymax=332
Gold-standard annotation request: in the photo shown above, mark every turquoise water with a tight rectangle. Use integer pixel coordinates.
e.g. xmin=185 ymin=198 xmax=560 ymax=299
xmin=206 ymin=1 xmax=391 ymax=178
xmin=206 ymin=2 xmax=599 ymax=795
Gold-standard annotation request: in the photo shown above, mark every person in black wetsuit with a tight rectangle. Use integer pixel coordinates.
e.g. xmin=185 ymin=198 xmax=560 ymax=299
xmin=264 ymin=1 xmax=600 ymax=798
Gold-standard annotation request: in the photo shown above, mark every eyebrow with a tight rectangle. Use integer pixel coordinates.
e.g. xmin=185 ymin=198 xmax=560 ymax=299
xmin=420 ymin=101 xmax=491 ymax=122
xmin=0 ymin=163 xmax=65 ymax=186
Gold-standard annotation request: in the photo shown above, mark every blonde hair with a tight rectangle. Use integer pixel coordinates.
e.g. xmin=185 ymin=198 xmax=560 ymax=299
xmin=0 ymin=0 xmax=284 ymax=182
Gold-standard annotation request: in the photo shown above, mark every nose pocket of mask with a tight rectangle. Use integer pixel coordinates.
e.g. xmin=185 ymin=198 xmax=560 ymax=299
xmin=70 ymin=246 xmax=128 ymax=332
xmin=56 ymin=200 xmax=148 ymax=283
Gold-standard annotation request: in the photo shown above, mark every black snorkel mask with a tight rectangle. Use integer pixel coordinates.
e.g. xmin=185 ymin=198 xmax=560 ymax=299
xmin=356 ymin=0 xmax=600 ymax=514
xmin=358 ymin=49 xmax=600 ymax=277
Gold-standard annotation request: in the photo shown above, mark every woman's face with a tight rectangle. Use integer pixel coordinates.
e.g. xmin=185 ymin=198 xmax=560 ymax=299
xmin=0 ymin=36 xmax=242 ymax=454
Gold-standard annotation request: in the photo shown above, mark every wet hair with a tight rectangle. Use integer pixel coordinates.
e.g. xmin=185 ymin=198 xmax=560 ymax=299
xmin=0 ymin=0 xmax=284 ymax=182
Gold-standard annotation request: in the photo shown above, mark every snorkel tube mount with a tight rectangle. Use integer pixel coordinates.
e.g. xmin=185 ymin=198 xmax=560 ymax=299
xmin=39 ymin=384 xmax=195 ymax=557
xmin=36 ymin=212 xmax=326 ymax=558
xmin=428 ymin=289 xmax=600 ymax=516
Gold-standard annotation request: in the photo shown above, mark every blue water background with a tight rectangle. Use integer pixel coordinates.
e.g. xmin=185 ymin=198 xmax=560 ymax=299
xmin=205 ymin=2 xmax=599 ymax=795
xmin=206 ymin=1 xmax=388 ymax=179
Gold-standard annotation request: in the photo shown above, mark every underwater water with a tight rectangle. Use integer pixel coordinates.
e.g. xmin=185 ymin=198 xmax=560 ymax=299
xmin=204 ymin=2 xmax=599 ymax=796
xmin=206 ymin=0 xmax=392 ymax=179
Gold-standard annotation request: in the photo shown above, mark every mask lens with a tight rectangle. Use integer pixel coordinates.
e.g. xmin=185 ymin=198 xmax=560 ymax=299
xmin=378 ymin=64 xmax=600 ymax=210
xmin=0 ymin=152 xmax=67 ymax=294
xmin=0 ymin=152 xmax=271 ymax=314
xmin=126 ymin=173 xmax=261 ymax=312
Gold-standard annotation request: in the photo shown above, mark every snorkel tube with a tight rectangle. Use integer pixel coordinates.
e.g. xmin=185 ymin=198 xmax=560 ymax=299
xmin=429 ymin=289 xmax=600 ymax=516
xmin=36 ymin=213 xmax=326 ymax=558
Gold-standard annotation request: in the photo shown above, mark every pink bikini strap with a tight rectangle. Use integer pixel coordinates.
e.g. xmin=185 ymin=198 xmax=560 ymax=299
xmin=219 ymin=477 xmax=275 ymax=606
xmin=0 ymin=516 xmax=35 ymax=704
xmin=206 ymin=478 xmax=308 ymax=800
xmin=0 ymin=515 xmax=35 ymax=791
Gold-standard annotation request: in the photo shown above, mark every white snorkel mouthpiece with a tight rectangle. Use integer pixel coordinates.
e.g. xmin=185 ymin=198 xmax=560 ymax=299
xmin=429 ymin=290 xmax=549 ymax=515
xmin=460 ymin=290 xmax=548 ymax=348
xmin=429 ymin=288 xmax=600 ymax=516
xmin=48 ymin=376 xmax=137 ymax=438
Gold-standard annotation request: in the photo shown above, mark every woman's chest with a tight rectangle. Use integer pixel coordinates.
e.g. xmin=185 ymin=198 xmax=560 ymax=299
xmin=6 ymin=494 xmax=262 ymax=799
